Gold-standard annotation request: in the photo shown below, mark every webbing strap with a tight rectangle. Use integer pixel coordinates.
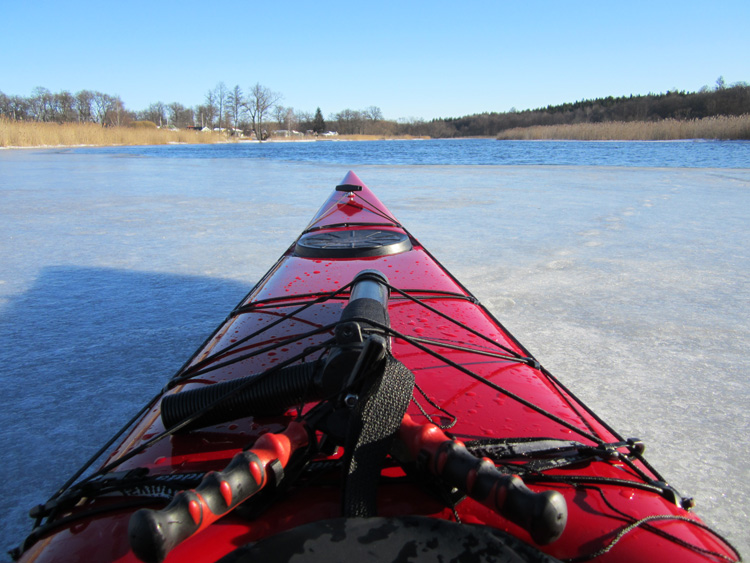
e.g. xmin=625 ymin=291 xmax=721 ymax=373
xmin=341 ymin=355 xmax=414 ymax=517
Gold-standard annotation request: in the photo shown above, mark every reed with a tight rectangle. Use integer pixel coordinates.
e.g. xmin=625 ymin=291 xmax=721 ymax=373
xmin=495 ymin=114 xmax=750 ymax=141
xmin=0 ymin=119 xmax=232 ymax=148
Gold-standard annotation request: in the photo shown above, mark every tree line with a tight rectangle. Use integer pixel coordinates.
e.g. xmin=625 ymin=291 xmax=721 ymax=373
xmin=0 ymin=82 xmax=397 ymax=138
xmin=2 ymin=78 xmax=747 ymax=138
xmin=0 ymin=87 xmax=130 ymax=126
xmin=437 ymin=79 xmax=750 ymax=137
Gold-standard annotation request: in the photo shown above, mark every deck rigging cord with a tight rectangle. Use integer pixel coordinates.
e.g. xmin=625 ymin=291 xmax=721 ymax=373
xmin=40 ymin=283 xmax=358 ymax=509
xmin=561 ymin=486 xmax=741 ymax=563
xmin=33 ymin=279 xmax=665 ymax=500
xmin=170 ymin=281 xmax=359 ymax=386
xmin=18 ymin=270 xmax=741 ymax=563
xmin=154 ymin=277 xmax=711 ymax=516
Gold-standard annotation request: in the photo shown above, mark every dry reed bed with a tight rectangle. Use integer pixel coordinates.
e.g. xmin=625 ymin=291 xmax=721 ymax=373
xmin=0 ymin=120 xmax=230 ymax=148
xmin=496 ymin=114 xmax=750 ymax=140
xmin=3 ymin=116 xmax=749 ymax=147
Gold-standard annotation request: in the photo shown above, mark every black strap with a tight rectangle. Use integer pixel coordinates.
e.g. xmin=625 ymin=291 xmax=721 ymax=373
xmin=468 ymin=438 xmax=587 ymax=472
xmin=341 ymin=355 xmax=414 ymax=517
xmin=467 ymin=438 xmax=616 ymax=474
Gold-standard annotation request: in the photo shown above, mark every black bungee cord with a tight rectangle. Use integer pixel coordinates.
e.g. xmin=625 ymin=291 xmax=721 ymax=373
xmin=22 ymin=266 xmax=741 ymax=563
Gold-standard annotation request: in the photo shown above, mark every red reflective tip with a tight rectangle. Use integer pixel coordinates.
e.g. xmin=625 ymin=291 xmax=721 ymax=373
xmin=219 ymin=480 xmax=233 ymax=507
xmin=188 ymin=499 xmax=202 ymax=525
xmin=249 ymin=461 xmax=262 ymax=484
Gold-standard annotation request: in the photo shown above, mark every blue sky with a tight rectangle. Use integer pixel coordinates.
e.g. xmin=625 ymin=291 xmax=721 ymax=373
xmin=2 ymin=0 xmax=748 ymax=121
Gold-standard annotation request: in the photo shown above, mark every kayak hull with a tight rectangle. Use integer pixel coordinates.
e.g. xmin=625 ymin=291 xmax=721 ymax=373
xmin=16 ymin=172 xmax=737 ymax=563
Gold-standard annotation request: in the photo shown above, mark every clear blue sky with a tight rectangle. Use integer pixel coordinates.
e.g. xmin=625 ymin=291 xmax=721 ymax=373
xmin=2 ymin=0 xmax=748 ymax=121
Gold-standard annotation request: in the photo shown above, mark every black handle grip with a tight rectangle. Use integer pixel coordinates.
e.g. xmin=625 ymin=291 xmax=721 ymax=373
xmin=161 ymin=360 xmax=323 ymax=431
xmin=398 ymin=414 xmax=567 ymax=545
xmin=129 ymin=452 xmax=265 ymax=563
xmin=129 ymin=422 xmax=309 ymax=562
xmin=440 ymin=440 xmax=567 ymax=544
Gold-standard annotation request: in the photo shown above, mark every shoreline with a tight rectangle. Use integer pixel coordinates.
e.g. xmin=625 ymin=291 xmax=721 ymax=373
xmin=0 ymin=134 xmax=432 ymax=151
xmin=4 ymin=117 xmax=749 ymax=149
xmin=3 ymin=136 xmax=747 ymax=152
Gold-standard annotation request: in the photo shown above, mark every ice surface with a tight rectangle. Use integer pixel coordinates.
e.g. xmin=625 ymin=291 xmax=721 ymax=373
xmin=0 ymin=148 xmax=748 ymax=558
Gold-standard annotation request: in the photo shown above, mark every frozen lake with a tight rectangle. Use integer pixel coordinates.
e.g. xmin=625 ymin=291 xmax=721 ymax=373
xmin=1 ymin=144 xmax=748 ymax=558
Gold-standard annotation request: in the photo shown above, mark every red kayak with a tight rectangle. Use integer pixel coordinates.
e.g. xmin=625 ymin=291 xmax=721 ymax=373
xmin=14 ymin=172 xmax=739 ymax=562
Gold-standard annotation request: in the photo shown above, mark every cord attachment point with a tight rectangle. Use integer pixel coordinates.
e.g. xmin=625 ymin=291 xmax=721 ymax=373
xmin=627 ymin=438 xmax=646 ymax=456
xmin=335 ymin=322 xmax=363 ymax=345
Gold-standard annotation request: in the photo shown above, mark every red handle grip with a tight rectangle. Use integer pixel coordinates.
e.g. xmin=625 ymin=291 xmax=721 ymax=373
xmin=128 ymin=421 xmax=309 ymax=563
xmin=397 ymin=414 xmax=567 ymax=545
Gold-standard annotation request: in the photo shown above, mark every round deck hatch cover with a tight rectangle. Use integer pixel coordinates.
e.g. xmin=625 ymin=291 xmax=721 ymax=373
xmin=295 ymin=229 xmax=412 ymax=258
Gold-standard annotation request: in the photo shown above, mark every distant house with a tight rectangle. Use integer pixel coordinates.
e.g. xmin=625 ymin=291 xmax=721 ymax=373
xmin=272 ymin=130 xmax=304 ymax=138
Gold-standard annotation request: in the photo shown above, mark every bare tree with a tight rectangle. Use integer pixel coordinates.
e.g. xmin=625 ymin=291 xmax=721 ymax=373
xmin=167 ymin=102 xmax=194 ymax=128
xmin=273 ymin=104 xmax=287 ymax=127
xmin=227 ymin=85 xmax=244 ymax=133
xmin=364 ymin=106 xmax=383 ymax=121
xmin=332 ymin=108 xmax=365 ymax=134
xmin=296 ymin=110 xmax=314 ymax=132
xmin=91 ymin=92 xmax=111 ymax=125
xmin=285 ymin=107 xmax=297 ymax=132
xmin=214 ymin=82 xmax=228 ymax=130
xmin=75 ymin=90 xmax=95 ymax=123
xmin=140 ymin=102 xmax=167 ymax=127
xmin=201 ymin=89 xmax=218 ymax=128
xmin=105 ymin=96 xmax=127 ymax=127
xmin=245 ymin=83 xmax=282 ymax=140
xmin=0 ymin=91 xmax=9 ymax=119
xmin=54 ymin=91 xmax=77 ymax=123
xmin=272 ymin=106 xmax=298 ymax=133
xmin=30 ymin=87 xmax=54 ymax=122
xmin=194 ymin=104 xmax=209 ymax=129
xmin=0 ymin=93 xmax=29 ymax=120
